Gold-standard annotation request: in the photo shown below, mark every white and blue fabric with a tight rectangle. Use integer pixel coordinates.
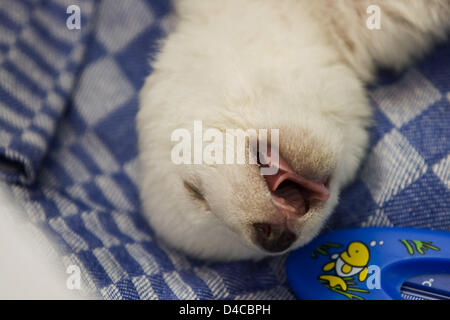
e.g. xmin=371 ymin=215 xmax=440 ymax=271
xmin=0 ymin=0 xmax=448 ymax=299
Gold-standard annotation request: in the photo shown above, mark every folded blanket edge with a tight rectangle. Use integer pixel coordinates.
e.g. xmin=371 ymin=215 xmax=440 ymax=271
xmin=0 ymin=146 xmax=35 ymax=185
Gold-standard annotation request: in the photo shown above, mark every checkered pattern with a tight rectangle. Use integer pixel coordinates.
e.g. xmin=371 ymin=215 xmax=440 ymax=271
xmin=0 ymin=0 xmax=449 ymax=300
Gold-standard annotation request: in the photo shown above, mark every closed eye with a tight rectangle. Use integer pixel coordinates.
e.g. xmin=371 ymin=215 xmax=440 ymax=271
xmin=183 ymin=181 xmax=211 ymax=212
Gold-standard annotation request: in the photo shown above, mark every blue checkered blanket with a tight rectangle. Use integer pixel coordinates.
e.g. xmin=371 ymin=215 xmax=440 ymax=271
xmin=0 ymin=0 xmax=449 ymax=299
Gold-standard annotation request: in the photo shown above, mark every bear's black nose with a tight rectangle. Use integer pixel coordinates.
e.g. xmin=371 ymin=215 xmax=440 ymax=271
xmin=253 ymin=223 xmax=297 ymax=253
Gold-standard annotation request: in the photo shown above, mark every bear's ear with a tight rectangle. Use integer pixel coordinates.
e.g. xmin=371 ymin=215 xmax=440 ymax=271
xmin=359 ymin=267 xmax=368 ymax=282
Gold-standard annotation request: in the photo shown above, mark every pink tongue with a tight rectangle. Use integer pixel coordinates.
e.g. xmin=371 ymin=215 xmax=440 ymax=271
xmin=262 ymin=151 xmax=329 ymax=217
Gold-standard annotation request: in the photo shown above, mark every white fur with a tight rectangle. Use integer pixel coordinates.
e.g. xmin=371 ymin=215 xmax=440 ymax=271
xmin=137 ymin=0 xmax=450 ymax=261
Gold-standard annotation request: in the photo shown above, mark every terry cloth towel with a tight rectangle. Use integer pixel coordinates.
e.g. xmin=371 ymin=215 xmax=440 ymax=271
xmin=0 ymin=0 xmax=449 ymax=299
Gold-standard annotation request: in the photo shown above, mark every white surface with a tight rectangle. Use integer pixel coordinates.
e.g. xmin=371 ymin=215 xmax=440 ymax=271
xmin=0 ymin=181 xmax=86 ymax=299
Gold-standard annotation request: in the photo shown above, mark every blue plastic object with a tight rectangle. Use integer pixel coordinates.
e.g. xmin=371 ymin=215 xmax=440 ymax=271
xmin=286 ymin=227 xmax=450 ymax=300
xmin=402 ymin=273 xmax=450 ymax=299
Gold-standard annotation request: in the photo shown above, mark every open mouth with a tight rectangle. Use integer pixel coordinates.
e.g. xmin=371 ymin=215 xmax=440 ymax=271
xmin=271 ymin=180 xmax=310 ymax=216
xmin=261 ymin=152 xmax=330 ymax=218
